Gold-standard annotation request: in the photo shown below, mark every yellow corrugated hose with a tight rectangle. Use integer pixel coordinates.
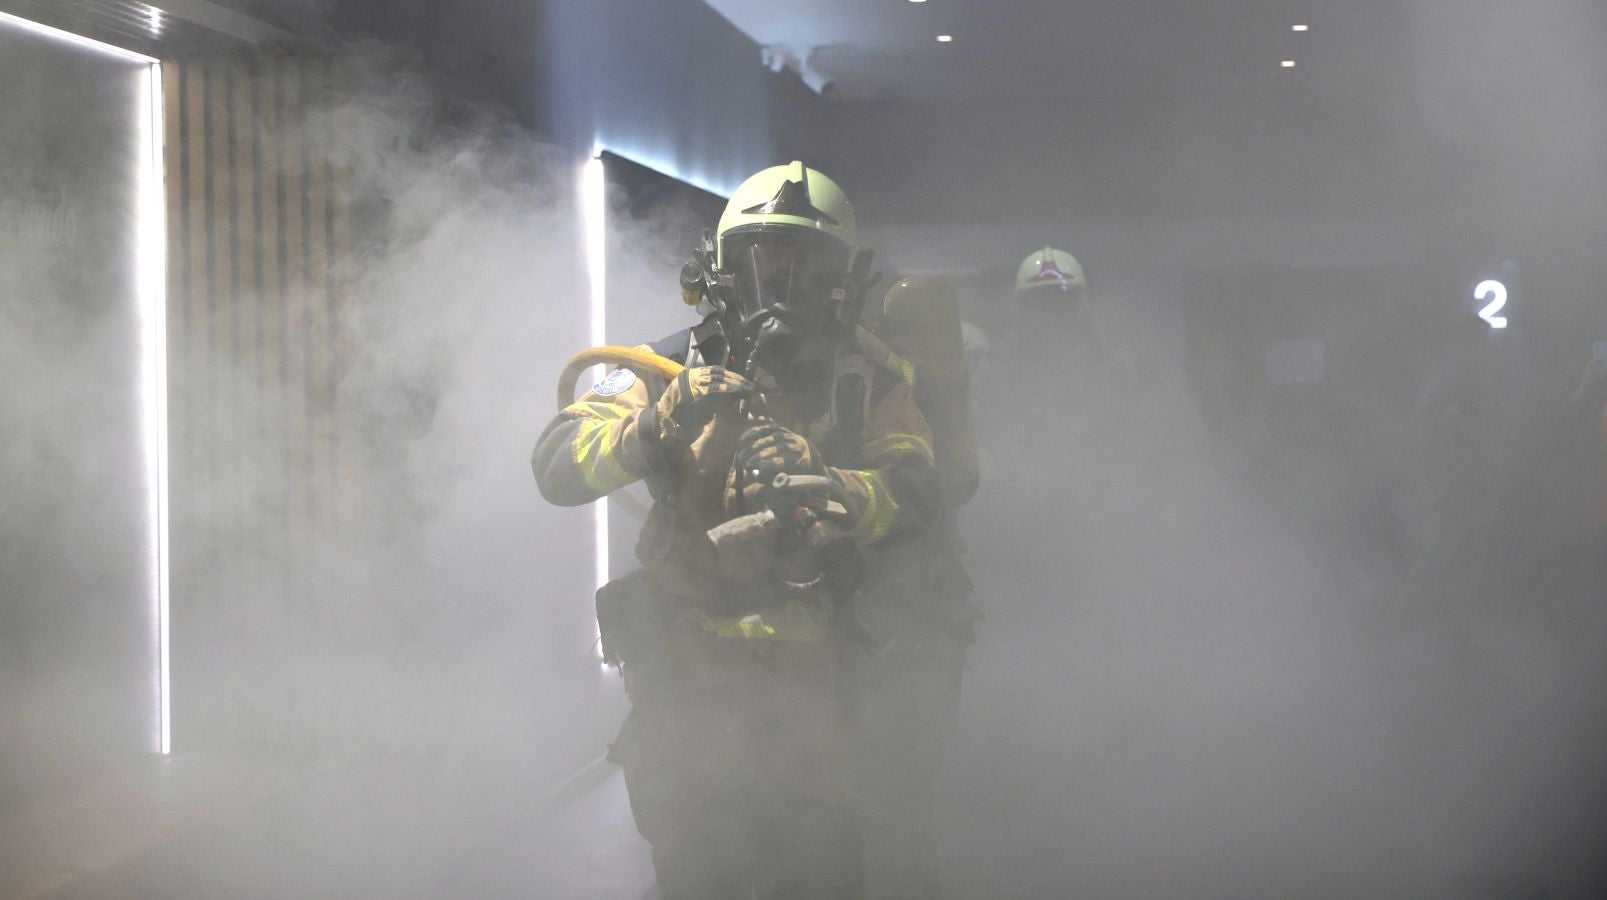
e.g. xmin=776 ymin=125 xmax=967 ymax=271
xmin=556 ymin=346 xmax=686 ymax=409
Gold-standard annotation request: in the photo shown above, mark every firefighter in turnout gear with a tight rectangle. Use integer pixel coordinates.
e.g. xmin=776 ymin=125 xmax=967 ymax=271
xmin=532 ymin=162 xmax=940 ymax=899
xmin=1005 ymin=246 xmax=1136 ymax=405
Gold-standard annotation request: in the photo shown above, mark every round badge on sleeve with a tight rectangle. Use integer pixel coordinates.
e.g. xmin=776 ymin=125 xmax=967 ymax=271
xmin=592 ymin=368 xmax=637 ymax=397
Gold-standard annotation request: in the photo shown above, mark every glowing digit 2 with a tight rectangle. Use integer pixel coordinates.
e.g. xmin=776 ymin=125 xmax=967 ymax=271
xmin=1475 ymin=279 xmax=1508 ymax=330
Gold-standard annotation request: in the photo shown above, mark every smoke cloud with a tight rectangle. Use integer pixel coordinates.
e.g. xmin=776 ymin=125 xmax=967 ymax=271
xmin=7 ymin=2 xmax=1607 ymax=895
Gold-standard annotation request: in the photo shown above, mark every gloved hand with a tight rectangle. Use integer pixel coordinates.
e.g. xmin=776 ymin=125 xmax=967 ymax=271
xmin=649 ymin=365 xmax=754 ymax=448
xmin=728 ymin=421 xmax=830 ymax=512
xmin=735 ymin=421 xmax=825 ymax=477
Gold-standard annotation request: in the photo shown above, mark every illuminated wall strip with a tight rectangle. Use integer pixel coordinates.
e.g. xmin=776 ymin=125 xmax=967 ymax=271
xmin=0 ymin=10 xmax=157 ymax=63
xmin=588 ymin=143 xmax=738 ymax=203
xmin=0 ymin=12 xmax=168 ymax=754
xmin=581 ymin=154 xmax=609 ymax=621
xmin=141 ymin=62 xmax=171 ymax=756
xmin=1 ymin=10 xmax=168 ymax=754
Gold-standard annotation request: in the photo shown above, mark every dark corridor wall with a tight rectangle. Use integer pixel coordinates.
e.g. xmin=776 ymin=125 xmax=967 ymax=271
xmin=161 ymin=56 xmax=356 ymax=750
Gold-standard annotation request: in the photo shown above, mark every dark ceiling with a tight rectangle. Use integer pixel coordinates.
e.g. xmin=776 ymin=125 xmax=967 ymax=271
xmin=9 ymin=0 xmax=1603 ymax=234
xmin=703 ymin=0 xmax=1412 ymax=105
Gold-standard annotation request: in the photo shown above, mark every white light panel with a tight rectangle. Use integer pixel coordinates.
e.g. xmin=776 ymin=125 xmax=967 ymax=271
xmin=581 ymin=154 xmax=609 ymax=655
xmin=0 ymin=10 xmax=157 ymax=63
xmin=1 ymin=10 xmax=169 ymax=755
xmin=585 ymin=141 xmax=735 ymax=199
xmin=139 ymin=62 xmax=171 ymax=755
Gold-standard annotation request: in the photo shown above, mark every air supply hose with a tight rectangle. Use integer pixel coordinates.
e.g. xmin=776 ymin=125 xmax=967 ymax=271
xmin=556 ymin=346 xmax=686 ymax=409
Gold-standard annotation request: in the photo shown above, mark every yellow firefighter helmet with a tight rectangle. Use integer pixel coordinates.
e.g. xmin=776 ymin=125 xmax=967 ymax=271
xmin=716 ymin=161 xmax=856 ymax=271
xmin=713 ymin=162 xmax=859 ymax=346
xmin=1015 ymin=246 xmax=1087 ymax=298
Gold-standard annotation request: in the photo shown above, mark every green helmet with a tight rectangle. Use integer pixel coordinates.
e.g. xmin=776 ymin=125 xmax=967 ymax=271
xmin=716 ymin=161 xmax=856 ymax=270
xmin=711 ymin=162 xmax=860 ymax=366
xmin=1015 ymin=246 xmax=1087 ymax=297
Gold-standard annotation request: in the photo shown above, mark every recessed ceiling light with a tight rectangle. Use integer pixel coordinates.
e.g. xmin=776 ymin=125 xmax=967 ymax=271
xmin=1281 ymin=60 xmax=1297 ymax=67
xmin=910 ymin=0 xmax=928 ymax=3
xmin=936 ymin=34 xmax=953 ymax=42
xmin=1292 ymin=24 xmax=1309 ymax=32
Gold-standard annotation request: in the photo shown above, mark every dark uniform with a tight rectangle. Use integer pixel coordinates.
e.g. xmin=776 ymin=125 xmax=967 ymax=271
xmin=532 ymin=320 xmax=940 ymax=899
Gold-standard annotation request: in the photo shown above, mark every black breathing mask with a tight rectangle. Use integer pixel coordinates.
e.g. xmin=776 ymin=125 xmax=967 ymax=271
xmin=684 ymin=229 xmax=876 ymax=391
xmin=724 ymin=228 xmax=850 ymax=366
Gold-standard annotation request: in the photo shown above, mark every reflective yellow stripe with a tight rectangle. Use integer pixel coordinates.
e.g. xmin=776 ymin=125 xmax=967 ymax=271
xmin=865 ymin=431 xmax=935 ymax=464
xmin=560 ymin=399 xmax=629 ymax=421
xmin=689 ymin=598 xmax=831 ymax=642
xmin=578 ymin=400 xmax=630 ymax=421
xmin=887 ymin=351 xmax=917 ymax=387
xmin=843 ymin=469 xmax=900 ymax=543
xmin=572 ymin=418 xmax=635 ymax=494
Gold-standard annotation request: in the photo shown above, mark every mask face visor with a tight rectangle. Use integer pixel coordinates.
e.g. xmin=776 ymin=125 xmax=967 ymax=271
xmin=724 ymin=229 xmax=850 ymax=330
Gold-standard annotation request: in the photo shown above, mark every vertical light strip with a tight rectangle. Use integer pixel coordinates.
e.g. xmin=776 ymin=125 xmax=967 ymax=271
xmin=3 ymin=9 xmax=168 ymax=754
xmin=581 ymin=154 xmax=609 ymax=639
xmin=139 ymin=62 xmax=172 ymax=755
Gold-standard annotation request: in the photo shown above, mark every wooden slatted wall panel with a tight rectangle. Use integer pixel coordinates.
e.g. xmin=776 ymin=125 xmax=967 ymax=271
xmin=162 ymin=56 xmax=353 ymax=749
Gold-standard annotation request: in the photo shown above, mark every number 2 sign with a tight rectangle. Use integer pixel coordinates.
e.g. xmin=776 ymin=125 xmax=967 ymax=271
xmin=1475 ymin=279 xmax=1509 ymax=330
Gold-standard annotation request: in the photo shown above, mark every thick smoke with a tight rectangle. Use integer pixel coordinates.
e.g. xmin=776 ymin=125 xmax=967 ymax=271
xmin=207 ymin=45 xmax=644 ymax=798
xmin=946 ymin=303 xmax=1607 ymax=896
xmin=914 ymin=5 xmax=1607 ymax=894
xmin=1 ymin=38 xmax=154 ymax=815
xmin=2 ymin=49 xmax=688 ymax=894
xmin=8 ymin=1 xmax=1607 ymax=894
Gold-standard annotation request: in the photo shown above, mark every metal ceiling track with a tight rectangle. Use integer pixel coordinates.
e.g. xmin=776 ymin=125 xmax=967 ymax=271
xmin=0 ymin=0 xmax=304 ymax=57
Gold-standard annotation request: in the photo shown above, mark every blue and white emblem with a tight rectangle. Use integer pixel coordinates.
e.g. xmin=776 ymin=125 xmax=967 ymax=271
xmin=592 ymin=368 xmax=637 ymax=397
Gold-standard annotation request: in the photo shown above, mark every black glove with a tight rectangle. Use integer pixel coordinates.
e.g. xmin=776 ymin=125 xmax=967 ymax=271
xmin=649 ymin=365 xmax=753 ymax=447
